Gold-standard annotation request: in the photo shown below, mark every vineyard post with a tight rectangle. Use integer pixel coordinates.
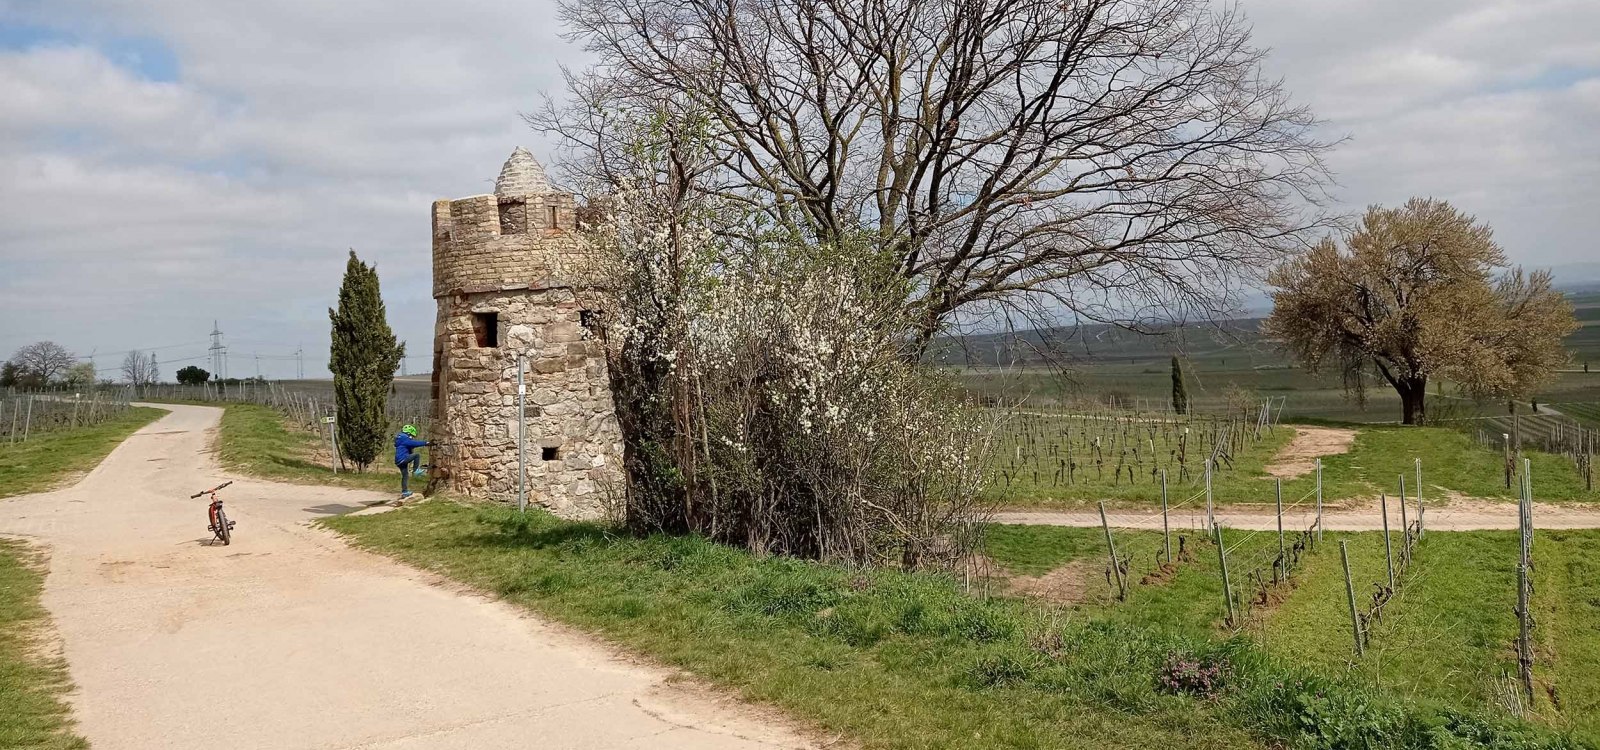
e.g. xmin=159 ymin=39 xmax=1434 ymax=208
xmin=1214 ymin=523 xmax=1235 ymax=627
xmin=1205 ymin=459 xmax=1214 ymax=531
xmin=1515 ymin=460 xmax=1534 ymax=702
xmin=1315 ymin=458 xmax=1324 ymax=544
xmin=1381 ymin=492 xmax=1395 ymax=589
xmin=1098 ymin=502 xmax=1126 ymax=601
xmin=1275 ymin=477 xmax=1285 ymax=583
xmin=1398 ymin=474 xmax=1409 ymax=564
xmin=1340 ymin=541 xmax=1364 ymax=657
xmin=1416 ymin=458 xmax=1425 ymax=537
xmin=1503 ymin=433 xmax=1513 ymax=489
xmin=22 ymin=396 xmax=33 ymax=442
xmin=1161 ymin=469 xmax=1171 ymax=564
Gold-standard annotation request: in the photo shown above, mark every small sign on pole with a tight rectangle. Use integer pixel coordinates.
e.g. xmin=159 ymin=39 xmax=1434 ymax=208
xmin=323 ymin=416 xmax=338 ymax=474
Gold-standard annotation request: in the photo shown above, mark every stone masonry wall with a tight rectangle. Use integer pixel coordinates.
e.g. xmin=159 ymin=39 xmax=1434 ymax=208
xmin=431 ymin=194 xmax=581 ymax=298
xmin=432 ymin=287 xmax=623 ymax=518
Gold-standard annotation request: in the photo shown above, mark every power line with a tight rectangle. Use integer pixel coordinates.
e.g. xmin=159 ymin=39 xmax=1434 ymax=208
xmin=209 ymin=321 xmax=229 ymax=381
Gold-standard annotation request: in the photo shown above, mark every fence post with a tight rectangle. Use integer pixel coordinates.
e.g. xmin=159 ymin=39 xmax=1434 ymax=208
xmin=1399 ymin=474 xmax=1410 ymax=563
xmin=1516 ymin=461 xmax=1534 ymax=702
xmin=1214 ymin=523 xmax=1235 ymax=626
xmin=1099 ymin=502 xmax=1126 ymax=601
xmin=22 ymin=396 xmax=33 ymax=442
xmin=1503 ymin=433 xmax=1513 ymax=488
xmin=1275 ymin=477 xmax=1285 ymax=582
xmin=1205 ymin=459 xmax=1214 ymax=531
xmin=1415 ymin=458 xmax=1424 ymax=537
xmin=1315 ymin=458 xmax=1324 ymax=544
xmin=1381 ymin=492 xmax=1395 ymax=589
xmin=1340 ymin=540 xmax=1364 ymax=657
xmin=1161 ymin=468 xmax=1171 ymax=565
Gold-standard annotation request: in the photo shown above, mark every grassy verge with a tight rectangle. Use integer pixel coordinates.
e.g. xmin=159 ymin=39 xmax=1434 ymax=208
xmin=985 ymin=523 xmax=1600 ymax=744
xmin=213 ymin=403 xmax=416 ymax=495
xmin=0 ymin=540 xmax=87 ymax=749
xmin=990 ymin=422 xmax=1600 ymax=509
xmin=0 ymin=407 xmax=164 ymax=499
xmin=326 ymin=503 xmax=1583 ymax=749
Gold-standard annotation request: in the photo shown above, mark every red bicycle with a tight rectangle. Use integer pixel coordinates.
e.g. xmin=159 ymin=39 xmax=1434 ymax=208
xmin=192 ymin=481 xmax=236 ymax=545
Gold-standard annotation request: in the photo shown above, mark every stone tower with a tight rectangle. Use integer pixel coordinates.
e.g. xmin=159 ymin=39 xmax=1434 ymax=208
xmin=429 ymin=147 xmax=622 ymax=518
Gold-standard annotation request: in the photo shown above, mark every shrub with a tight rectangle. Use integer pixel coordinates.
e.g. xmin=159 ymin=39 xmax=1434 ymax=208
xmin=1156 ymin=649 xmax=1229 ymax=698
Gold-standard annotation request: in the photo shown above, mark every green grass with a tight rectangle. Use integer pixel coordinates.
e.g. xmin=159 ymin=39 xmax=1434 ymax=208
xmin=984 ymin=523 xmax=1600 ymax=745
xmin=325 ymin=503 xmax=1584 ymax=750
xmin=989 ymin=420 xmax=1600 ymax=509
xmin=0 ymin=540 xmax=88 ymax=749
xmin=213 ymin=403 xmax=417 ymax=494
xmin=0 ymin=407 xmax=164 ymax=499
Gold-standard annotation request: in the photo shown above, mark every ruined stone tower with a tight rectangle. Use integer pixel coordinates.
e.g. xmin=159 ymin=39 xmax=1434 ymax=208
xmin=429 ymin=147 xmax=623 ymax=518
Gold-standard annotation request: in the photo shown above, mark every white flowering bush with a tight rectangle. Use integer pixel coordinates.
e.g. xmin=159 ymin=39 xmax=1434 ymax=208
xmin=583 ymin=161 xmax=993 ymax=568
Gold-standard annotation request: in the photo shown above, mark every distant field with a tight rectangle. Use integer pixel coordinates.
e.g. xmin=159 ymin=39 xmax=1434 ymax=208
xmin=983 ymin=410 xmax=1600 ymax=507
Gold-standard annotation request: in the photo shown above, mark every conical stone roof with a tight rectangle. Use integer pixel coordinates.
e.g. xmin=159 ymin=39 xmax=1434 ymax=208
xmin=494 ymin=147 xmax=550 ymax=195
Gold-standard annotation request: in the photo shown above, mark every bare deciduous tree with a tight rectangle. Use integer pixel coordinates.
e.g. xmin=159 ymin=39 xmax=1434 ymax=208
xmin=122 ymin=350 xmax=158 ymax=386
xmin=537 ymin=0 xmax=1334 ymax=350
xmin=1264 ymin=198 xmax=1577 ymax=425
xmin=9 ymin=341 xmax=77 ymax=384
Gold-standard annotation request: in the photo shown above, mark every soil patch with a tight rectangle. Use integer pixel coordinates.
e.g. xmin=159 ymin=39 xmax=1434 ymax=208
xmin=1265 ymin=426 xmax=1358 ymax=479
xmin=1003 ymin=559 xmax=1096 ymax=604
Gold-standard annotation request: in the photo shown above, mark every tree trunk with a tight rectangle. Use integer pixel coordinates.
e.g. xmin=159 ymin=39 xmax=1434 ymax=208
xmin=1398 ymin=377 xmax=1427 ymax=425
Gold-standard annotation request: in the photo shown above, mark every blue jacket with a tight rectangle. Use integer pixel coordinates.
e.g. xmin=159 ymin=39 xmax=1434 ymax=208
xmin=394 ymin=433 xmax=429 ymax=465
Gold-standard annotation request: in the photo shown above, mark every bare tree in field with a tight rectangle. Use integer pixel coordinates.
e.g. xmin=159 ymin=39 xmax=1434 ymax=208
xmin=8 ymin=341 xmax=77 ymax=384
xmin=1264 ymin=198 xmax=1577 ymax=425
xmin=535 ymin=0 xmax=1334 ymax=350
xmin=122 ymin=350 xmax=157 ymax=386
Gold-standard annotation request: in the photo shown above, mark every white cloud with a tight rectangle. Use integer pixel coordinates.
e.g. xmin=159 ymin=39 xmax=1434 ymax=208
xmin=0 ymin=0 xmax=1594 ymax=376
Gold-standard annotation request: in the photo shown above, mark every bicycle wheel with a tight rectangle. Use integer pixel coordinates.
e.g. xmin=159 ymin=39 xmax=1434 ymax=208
xmin=215 ymin=507 xmax=231 ymax=546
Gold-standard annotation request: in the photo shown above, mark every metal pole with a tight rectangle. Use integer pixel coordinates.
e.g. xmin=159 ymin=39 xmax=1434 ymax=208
xmin=516 ymin=353 xmax=527 ymax=514
xmin=1275 ymin=478 xmax=1285 ymax=582
xmin=1415 ymin=458 xmax=1424 ymax=537
xmin=22 ymin=396 xmax=33 ymax=442
xmin=1399 ymin=474 xmax=1410 ymax=563
xmin=1340 ymin=541 xmax=1364 ymax=656
xmin=1214 ymin=522 xmax=1235 ymax=627
xmin=1315 ymin=458 xmax=1324 ymax=544
xmin=1099 ymin=501 xmax=1125 ymax=600
xmin=1204 ymin=459 xmax=1214 ymax=531
xmin=1381 ymin=492 xmax=1395 ymax=589
xmin=1160 ymin=469 xmax=1171 ymax=565
xmin=325 ymin=418 xmax=338 ymax=474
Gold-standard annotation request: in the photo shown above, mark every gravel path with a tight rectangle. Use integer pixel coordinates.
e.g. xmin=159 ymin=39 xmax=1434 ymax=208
xmin=0 ymin=403 xmax=811 ymax=750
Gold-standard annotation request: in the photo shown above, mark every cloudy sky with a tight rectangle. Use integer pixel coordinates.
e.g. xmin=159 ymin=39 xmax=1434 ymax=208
xmin=0 ymin=0 xmax=1596 ymax=380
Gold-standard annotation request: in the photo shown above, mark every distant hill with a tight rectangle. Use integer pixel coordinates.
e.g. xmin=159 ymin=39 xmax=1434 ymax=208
xmin=927 ymin=318 xmax=1281 ymax=369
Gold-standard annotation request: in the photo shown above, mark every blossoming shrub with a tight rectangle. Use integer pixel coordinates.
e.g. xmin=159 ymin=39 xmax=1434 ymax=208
xmin=585 ymin=170 xmax=991 ymax=567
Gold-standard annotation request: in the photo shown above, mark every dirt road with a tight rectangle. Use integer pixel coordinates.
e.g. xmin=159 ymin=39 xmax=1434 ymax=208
xmin=0 ymin=404 xmax=811 ymax=750
xmin=997 ymin=496 xmax=1600 ymax=532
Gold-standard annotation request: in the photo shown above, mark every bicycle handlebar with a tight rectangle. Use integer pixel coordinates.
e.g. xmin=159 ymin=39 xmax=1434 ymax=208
xmin=190 ymin=480 xmax=234 ymax=499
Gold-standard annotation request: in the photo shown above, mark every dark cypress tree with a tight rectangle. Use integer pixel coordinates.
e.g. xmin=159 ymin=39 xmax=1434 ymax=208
xmin=1170 ymin=355 xmax=1189 ymax=415
xmin=329 ymin=250 xmax=404 ymax=471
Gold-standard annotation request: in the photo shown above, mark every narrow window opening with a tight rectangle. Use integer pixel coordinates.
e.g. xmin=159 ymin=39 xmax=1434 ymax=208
xmin=430 ymin=346 xmax=442 ymax=402
xmin=579 ymin=309 xmax=600 ymax=339
xmin=547 ymin=205 xmax=559 ymax=229
xmin=541 ymin=446 xmax=560 ymax=461
xmin=498 ymin=200 xmax=527 ymax=235
xmin=472 ymin=312 xmax=499 ymax=348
